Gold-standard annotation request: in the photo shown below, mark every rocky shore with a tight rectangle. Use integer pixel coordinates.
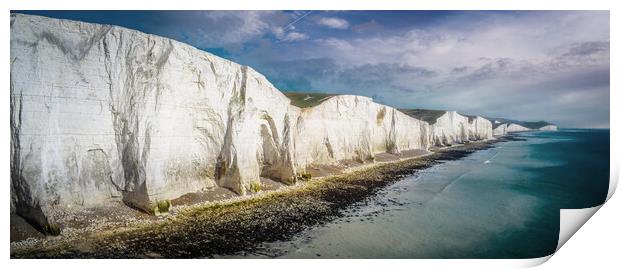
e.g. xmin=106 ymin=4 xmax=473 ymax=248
xmin=11 ymin=137 xmax=524 ymax=258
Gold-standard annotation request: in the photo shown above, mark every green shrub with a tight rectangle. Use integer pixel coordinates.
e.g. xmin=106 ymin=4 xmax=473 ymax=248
xmin=151 ymin=199 xmax=172 ymax=216
xmin=43 ymin=223 xmax=61 ymax=236
xmin=157 ymin=200 xmax=172 ymax=214
xmin=286 ymin=175 xmax=298 ymax=185
xmin=294 ymin=172 xmax=312 ymax=181
xmin=250 ymin=181 xmax=261 ymax=193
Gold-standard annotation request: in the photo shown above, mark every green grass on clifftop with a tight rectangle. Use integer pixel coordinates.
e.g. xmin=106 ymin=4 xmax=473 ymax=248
xmin=284 ymin=92 xmax=339 ymax=108
xmin=398 ymin=109 xmax=447 ymax=125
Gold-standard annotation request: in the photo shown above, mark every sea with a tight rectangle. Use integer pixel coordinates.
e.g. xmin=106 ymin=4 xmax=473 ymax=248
xmin=242 ymin=129 xmax=610 ymax=259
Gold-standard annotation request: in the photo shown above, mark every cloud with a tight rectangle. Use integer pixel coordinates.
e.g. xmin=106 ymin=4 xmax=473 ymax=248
xmin=281 ymin=32 xmax=309 ymax=42
xmin=337 ymin=63 xmax=436 ymax=94
xmin=352 ymin=20 xmax=384 ymax=33
xmin=562 ymin=41 xmax=609 ymax=58
xmin=145 ymin=11 xmax=312 ymax=47
xmin=251 ymin=58 xmax=339 ymax=91
xmin=176 ymin=11 xmax=609 ymax=127
xmin=200 ymin=11 xmax=271 ymax=43
xmin=168 ymin=11 xmax=282 ymax=47
xmin=251 ymin=57 xmax=437 ymax=100
xmin=317 ymin=17 xmax=350 ymax=29
xmin=313 ymin=29 xmax=460 ymax=67
xmin=272 ymin=27 xmax=309 ymax=42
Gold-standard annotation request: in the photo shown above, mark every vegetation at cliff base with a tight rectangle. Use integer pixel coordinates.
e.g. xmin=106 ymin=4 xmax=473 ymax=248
xmin=151 ymin=200 xmax=172 ymax=216
xmin=43 ymin=223 xmax=60 ymax=236
xmin=249 ymin=181 xmax=262 ymax=193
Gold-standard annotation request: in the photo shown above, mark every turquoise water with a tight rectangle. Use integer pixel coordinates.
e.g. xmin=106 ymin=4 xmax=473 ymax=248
xmin=250 ymin=129 xmax=610 ymax=258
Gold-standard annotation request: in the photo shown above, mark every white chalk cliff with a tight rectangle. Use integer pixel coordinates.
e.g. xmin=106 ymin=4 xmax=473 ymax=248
xmin=11 ymin=13 xmax=306 ymax=223
xmin=539 ymin=125 xmax=559 ymax=131
xmin=493 ymin=122 xmax=558 ymax=135
xmin=293 ymin=95 xmax=431 ymax=169
xmin=429 ymin=111 xmax=469 ymax=145
xmin=10 ymin=14 xmax=502 ymax=231
xmin=493 ymin=123 xmax=508 ymax=136
xmin=467 ymin=116 xmax=494 ymax=141
xmin=428 ymin=112 xmax=493 ymax=146
xmin=506 ymin=123 xmax=531 ymax=132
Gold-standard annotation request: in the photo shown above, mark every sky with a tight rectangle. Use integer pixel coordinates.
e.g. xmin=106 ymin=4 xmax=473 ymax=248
xmin=15 ymin=10 xmax=610 ymax=128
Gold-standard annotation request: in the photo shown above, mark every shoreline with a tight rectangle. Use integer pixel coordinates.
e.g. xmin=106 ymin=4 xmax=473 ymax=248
xmin=11 ymin=137 xmax=520 ymax=258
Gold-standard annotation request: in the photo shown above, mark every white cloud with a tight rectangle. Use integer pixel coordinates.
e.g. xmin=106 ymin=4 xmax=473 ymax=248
xmin=194 ymin=11 xmax=276 ymax=45
xmin=161 ymin=11 xmax=298 ymax=47
xmin=272 ymin=27 xmax=285 ymax=37
xmin=313 ymin=11 xmax=609 ymax=80
xmin=272 ymin=27 xmax=309 ymax=42
xmin=282 ymin=32 xmax=309 ymax=42
xmin=205 ymin=11 xmax=608 ymax=127
xmin=317 ymin=17 xmax=350 ymax=29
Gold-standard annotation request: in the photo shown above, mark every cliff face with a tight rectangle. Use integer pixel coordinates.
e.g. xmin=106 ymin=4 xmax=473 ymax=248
xmin=493 ymin=123 xmax=508 ymax=136
xmin=506 ymin=124 xmax=531 ymax=132
xmin=10 ymin=14 xmax=496 ymax=231
xmin=293 ymin=95 xmax=431 ymax=168
xmin=493 ymin=121 xmax=558 ymax=135
xmin=539 ymin=125 xmax=559 ymax=131
xmin=429 ymin=111 xmax=469 ymax=146
xmin=10 ymin=14 xmax=299 ymax=225
xmin=467 ymin=116 xmax=493 ymax=140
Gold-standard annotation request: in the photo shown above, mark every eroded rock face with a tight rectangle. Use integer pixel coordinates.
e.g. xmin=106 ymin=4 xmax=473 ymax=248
xmin=493 ymin=123 xmax=508 ymax=136
xmin=10 ymin=14 xmax=495 ymax=231
xmin=10 ymin=14 xmax=297 ymax=225
xmin=467 ymin=116 xmax=493 ymax=141
xmin=429 ymin=111 xmax=470 ymax=146
xmin=292 ymin=95 xmax=431 ymax=169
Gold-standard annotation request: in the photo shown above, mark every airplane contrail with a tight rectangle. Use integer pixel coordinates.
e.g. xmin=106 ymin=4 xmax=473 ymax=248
xmin=283 ymin=10 xmax=313 ymax=30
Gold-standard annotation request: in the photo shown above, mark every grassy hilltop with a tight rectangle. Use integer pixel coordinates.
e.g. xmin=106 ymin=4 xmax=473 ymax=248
xmin=283 ymin=92 xmax=339 ymax=108
xmin=397 ymin=109 xmax=447 ymax=125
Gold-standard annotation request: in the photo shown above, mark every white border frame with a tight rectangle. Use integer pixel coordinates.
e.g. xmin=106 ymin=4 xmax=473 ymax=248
xmin=2 ymin=1 xmax=616 ymax=268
